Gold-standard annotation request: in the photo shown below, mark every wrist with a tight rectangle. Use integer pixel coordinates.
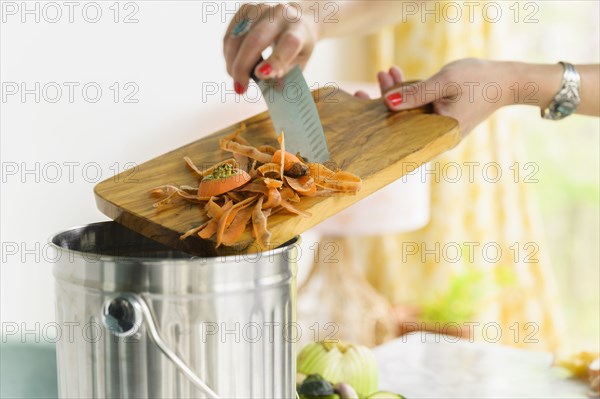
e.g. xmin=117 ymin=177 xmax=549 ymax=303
xmin=496 ymin=61 xmax=533 ymax=107
xmin=512 ymin=62 xmax=564 ymax=109
xmin=489 ymin=61 xmax=517 ymax=108
xmin=298 ymin=2 xmax=325 ymax=41
xmin=477 ymin=60 xmax=518 ymax=110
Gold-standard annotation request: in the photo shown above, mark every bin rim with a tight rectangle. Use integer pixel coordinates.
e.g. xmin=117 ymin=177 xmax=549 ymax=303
xmin=48 ymin=221 xmax=301 ymax=265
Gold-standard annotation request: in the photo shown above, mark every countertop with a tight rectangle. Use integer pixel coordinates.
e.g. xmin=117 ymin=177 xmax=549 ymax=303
xmin=374 ymin=333 xmax=589 ymax=398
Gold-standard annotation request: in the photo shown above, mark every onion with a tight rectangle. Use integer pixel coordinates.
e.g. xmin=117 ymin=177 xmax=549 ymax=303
xmin=297 ymin=341 xmax=379 ymax=398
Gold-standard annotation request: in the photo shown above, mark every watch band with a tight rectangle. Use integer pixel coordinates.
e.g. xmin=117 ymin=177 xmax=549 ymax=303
xmin=542 ymin=62 xmax=581 ymax=120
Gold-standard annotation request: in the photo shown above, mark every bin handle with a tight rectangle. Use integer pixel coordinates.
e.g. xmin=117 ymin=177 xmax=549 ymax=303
xmin=102 ymin=293 xmax=220 ymax=399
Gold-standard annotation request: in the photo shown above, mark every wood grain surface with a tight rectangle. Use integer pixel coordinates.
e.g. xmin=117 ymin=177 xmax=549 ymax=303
xmin=95 ymin=87 xmax=460 ymax=256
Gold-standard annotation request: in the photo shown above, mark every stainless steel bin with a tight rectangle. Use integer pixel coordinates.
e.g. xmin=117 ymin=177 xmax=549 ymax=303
xmin=50 ymin=221 xmax=298 ymax=398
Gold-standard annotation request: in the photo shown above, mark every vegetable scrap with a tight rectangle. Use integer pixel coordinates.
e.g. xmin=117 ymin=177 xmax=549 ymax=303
xmin=149 ymin=123 xmax=362 ymax=249
xmin=555 ymin=351 xmax=600 ymax=396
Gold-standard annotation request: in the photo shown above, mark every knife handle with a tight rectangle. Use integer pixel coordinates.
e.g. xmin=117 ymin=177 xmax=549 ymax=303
xmin=250 ymin=57 xmax=265 ymax=83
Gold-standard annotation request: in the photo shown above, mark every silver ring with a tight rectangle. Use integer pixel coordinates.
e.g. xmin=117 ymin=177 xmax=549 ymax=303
xmin=231 ymin=17 xmax=252 ymax=37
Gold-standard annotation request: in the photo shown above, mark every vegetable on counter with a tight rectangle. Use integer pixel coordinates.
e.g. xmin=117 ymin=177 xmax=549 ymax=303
xmin=296 ymin=341 xmax=407 ymax=399
xmin=296 ymin=372 xmax=405 ymax=399
xmin=556 ymin=351 xmax=599 ymax=379
xmin=555 ymin=351 xmax=600 ymax=395
xmin=297 ymin=341 xmax=379 ymax=399
xmin=334 ymin=383 xmax=359 ymax=399
xmin=298 ymin=374 xmax=338 ymax=399
xmin=366 ymin=392 xmax=405 ymax=399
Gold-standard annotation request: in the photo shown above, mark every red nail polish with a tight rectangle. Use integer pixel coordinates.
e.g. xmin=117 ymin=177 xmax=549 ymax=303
xmin=234 ymin=82 xmax=246 ymax=95
xmin=387 ymin=92 xmax=403 ymax=107
xmin=258 ymin=63 xmax=272 ymax=76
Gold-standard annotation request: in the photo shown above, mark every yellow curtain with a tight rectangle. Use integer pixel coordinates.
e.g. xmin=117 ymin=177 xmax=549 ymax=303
xmin=299 ymin=2 xmax=565 ymax=352
xmin=368 ymin=7 xmax=564 ymax=351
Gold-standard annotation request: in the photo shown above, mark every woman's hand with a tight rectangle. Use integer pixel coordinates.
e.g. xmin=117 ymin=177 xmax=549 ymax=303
xmin=378 ymin=59 xmax=517 ymax=137
xmin=376 ymin=58 xmax=600 ymax=136
xmin=223 ymin=3 xmax=320 ymax=94
xmin=354 ymin=65 xmax=407 ymax=101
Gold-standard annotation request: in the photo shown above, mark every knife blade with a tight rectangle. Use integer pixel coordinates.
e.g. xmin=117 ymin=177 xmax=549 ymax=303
xmin=253 ymin=65 xmax=330 ymax=163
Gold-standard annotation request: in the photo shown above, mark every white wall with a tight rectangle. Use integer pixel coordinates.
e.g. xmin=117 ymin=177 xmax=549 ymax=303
xmin=0 ymin=1 xmax=370 ymax=331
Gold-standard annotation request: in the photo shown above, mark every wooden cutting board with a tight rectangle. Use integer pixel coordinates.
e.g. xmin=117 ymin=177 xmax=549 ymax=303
xmin=95 ymin=87 xmax=460 ymax=256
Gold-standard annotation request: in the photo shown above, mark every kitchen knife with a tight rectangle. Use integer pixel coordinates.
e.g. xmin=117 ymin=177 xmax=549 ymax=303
xmin=252 ymin=65 xmax=330 ymax=163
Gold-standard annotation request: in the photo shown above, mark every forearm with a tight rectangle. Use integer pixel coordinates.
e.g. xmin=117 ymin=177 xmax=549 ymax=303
xmin=576 ymin=65 xmax=599 ymax=116
xmin=299 ymin=1 xmax=406 ymax=39
xmin=510 ymin=62 xmax=600 ymax=117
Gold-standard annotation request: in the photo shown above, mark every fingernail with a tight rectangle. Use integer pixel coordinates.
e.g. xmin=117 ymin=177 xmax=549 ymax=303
xmin=234 ymin=81 xmax=246 ymax=95
xmin=258 ymin=63 xmax=273 ymax=77
xmin=387 ymin=92 xmax=403 ymax=107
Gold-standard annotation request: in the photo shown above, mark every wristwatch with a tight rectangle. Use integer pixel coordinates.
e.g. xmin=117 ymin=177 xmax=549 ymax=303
xmin=542 ymin=61 xmax=581 ymax=120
